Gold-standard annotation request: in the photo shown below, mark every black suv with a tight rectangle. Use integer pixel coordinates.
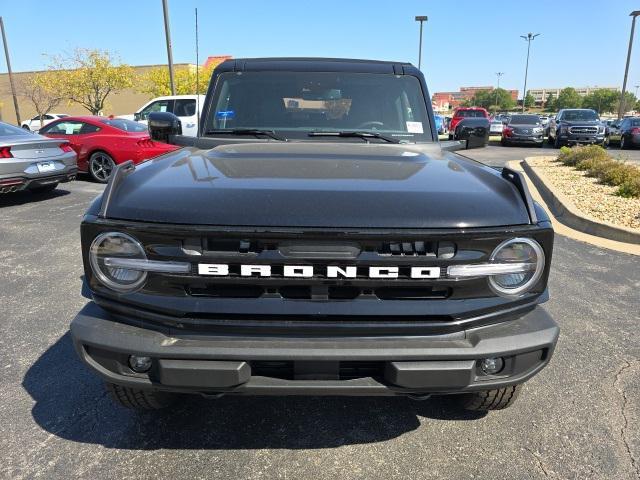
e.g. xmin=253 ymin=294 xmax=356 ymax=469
xmin=71 ymin=58 xmax=558 ymax=412
xmin=547 ymin=108 xmax=606 ymax=148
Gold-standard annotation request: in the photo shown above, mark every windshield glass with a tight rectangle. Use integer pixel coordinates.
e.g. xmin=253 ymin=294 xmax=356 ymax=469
xmin=563 ymin=110 xmax=599 ymax=121
xmin=455 ymin=110 xmax=485 ymax=118
xmin=0 ymin=121 xmax=32 ymax=137
xmin=206 ymin=71 xmax=432 ymax=141
xmin=510 ymin=115 xmax=539 ymax=125
xmin=100 ymin=118 xmax=148 ymax=132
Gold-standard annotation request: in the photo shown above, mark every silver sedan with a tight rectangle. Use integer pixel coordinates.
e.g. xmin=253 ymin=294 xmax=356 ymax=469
xmin=0 ymin=121 xmax=77 ymax=194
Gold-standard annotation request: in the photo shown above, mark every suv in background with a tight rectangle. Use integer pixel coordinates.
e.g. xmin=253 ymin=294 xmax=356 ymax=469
xmin=21 ymin=113 xmax=69 ymax=132
xmin=448 ymin=107 xmax=490 ymax=139
xmin=547 ymin=109 xmax=606 ymax=148
xmin=119 ymin=95 xmax=206 ymax=137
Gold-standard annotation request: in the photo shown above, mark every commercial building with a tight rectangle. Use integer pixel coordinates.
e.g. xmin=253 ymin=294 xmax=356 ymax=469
xmin=432 ymin=86 xmax=519 ymax=112
xmin=527 ymin=86 xmax=619 ymax=104
xmin=0 ymin=56 xmax=232 ymax=125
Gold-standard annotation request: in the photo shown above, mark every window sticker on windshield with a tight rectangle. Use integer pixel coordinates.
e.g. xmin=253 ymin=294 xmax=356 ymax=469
xmin=406 ymin=121 xmax=423 ymax=133
xmin=216 ymin=110 xmax=235 ymax=120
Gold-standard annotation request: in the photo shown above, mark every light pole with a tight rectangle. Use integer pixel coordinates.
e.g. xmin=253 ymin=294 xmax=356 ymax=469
xmin=415 ymin=16 xmax=428 ymax=70
xmin=634 ymin=84 xmax=639 ymax=98
xmin=495 ymin=72 xmax=504 ymax=113
xmin=618 ymin=11 xmax=640 ymax=118
xmin=520 ymin=32 xmax=540 ymax=112
xmin=161 ymin=0 xmax=176 ymax=95
xmin=0 ymin=17 xmax=20 ymax=124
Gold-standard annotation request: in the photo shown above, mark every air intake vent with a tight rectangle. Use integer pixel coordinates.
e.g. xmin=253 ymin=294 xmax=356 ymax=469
xmin=380 ymin=241 xmax=455 ymax=258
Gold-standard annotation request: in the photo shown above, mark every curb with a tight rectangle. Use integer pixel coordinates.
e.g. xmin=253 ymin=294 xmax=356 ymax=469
xmin=522 ymin=156 xmax=640 ymax=245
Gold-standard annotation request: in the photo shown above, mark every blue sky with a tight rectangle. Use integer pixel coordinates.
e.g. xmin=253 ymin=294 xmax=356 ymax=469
xmin=2 ymin=0 xmax=639 ymax=96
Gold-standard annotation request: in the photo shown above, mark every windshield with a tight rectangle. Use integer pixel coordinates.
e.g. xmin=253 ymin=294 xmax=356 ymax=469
xmin=100 ymin=118 xmax=148 ymax=132
xmin=206 ymin=71 xmax=432 ymax=141
xmin=562 ymin=110 xmax=599 ymax=121
xmin=455 ymin=110 xmax=485 ymax=118
xmin=509 ymin=115 xmax=540 ymax=125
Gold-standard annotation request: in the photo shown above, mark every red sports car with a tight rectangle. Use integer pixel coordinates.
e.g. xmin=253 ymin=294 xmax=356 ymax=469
xmin=39 ymin=116 xmax=179 ymax=183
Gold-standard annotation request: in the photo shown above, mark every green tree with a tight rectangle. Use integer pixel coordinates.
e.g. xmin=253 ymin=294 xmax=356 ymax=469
xmin=139 ymin=64 xmax=215 ymax=97
xmin=524 ymin=92 xmax=535 ymax=109
xmin=555 ymin=87 xmax=582 ymax=109
xmin=468 ymin=88 xmax=515 ymax=111
xmin=581 ymin=89 xmax=619 ymax=114
xmin=52 ymin=49 xmax=134 ymax=115
xmin=18 ymin=71 xmax=65 ymax=128
xmin=619 ymin=91 xmax=637 ymax=114
xmin=544 ymin=92 xmax=556 ymax=112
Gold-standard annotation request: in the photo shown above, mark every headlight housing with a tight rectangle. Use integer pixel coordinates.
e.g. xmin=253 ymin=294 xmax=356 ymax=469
xmin=89 ymin=232 xmax=147 ymax=292
xmin=488 ymin=238 xmax=545 ymax=296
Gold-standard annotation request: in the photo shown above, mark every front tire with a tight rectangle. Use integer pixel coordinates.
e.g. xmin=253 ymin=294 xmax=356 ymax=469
xmin=553 ymin=133 xmax=564 ymax=149
xmin=459 ymin=384 xmax=522 ymax=411
xmin=620 ymin=136 xmax=628 ymax=150
xmin=22 ymin=125 xmax=30 ymax=131
xmin=106 ymin=382 xmax=177 ymax=410
xmin=89 ymin=151 xmax=116 ymax=183
xmin=29 ymin=183 xmax=58 ymax=194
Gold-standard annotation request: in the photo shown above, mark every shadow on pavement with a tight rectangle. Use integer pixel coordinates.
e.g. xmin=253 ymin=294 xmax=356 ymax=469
xmin=23 ymin=333 xmax=485 ymax=450
xmin=0 ymin=188 xmax=70 ymax=207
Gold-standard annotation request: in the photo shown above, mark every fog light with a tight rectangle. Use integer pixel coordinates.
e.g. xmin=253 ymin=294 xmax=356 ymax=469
xmin=480 ymin=357 xmax=504 ymax=375
xmin=129 ymin=355 xmax=152 ymax=373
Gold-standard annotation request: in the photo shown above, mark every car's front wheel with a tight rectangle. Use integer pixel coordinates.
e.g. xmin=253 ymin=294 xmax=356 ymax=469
xmin=106 ymin=383 xmax=177 ymax=410
xmin=89 ymin=151 xmax=116 ymax=183
xmin=553 ymin=133 xmax=564 ymax=149
xmin=620 ymin=136 xmax=628 ymax=150
xmin=459 ymin=384 xmax=522 ymax=411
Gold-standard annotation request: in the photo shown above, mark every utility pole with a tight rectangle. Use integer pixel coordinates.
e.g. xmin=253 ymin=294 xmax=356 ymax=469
xmin=634 ymin=84 xmax=639 ymax=98
xmin=161 ymin=0 xmax=176 ymax=95
xmin=619 ymin=11 xmax=640 ymax=118
xmin=520 ymin=32 xmax=540 ymax=112
xmin=0 ymin=17 xmax=20 ymax=124
xmin=495 ymin=72 xmax=504 ymax=113
xmin=415 ymin=16 xmax=428 ymax=70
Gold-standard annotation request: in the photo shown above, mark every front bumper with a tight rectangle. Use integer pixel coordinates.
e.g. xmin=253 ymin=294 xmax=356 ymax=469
xmin=504 ymin=135 xmax=544 ymax=144
xmin=559 ymin=132 xmax=606 ymax=145
xmin=71 ymin=302 xmax=559 ymax=396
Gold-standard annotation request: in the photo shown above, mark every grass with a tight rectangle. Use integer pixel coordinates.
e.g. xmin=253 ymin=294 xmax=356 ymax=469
xmin=557 ymin=145 xmax=640 ymax=198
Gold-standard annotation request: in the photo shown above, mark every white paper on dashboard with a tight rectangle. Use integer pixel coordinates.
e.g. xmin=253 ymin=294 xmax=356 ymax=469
xmin=406 ymin=121 xmax=423 ymax=133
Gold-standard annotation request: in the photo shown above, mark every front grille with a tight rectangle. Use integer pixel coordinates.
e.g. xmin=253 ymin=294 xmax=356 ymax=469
xmin=569 ymin=126 xmax=598 ymax=134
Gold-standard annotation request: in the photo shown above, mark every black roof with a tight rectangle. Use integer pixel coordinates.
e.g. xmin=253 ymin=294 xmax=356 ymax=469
xmin=216 ymin=57 xmax=417 ymax=75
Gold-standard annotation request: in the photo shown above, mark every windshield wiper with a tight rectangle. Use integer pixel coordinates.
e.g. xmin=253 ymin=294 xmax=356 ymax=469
xmin=308 ymin=131 xmax=401 ymax=144
xmin=205 ymin=128 xmax=287 ymax=141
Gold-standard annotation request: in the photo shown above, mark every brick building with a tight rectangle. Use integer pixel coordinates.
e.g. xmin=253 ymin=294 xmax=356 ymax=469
xmin=432 ymin=86 xmax=519 ymax=112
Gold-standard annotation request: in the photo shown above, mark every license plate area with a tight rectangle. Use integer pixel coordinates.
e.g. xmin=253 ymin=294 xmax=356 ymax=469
xmin=37 ymin=161 xmax=56 ymax=173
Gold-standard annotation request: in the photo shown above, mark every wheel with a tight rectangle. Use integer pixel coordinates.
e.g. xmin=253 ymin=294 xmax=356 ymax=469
xmin=89 ymin=151 xmax=116 ymax=183
xmin=500 ymin=138 xmax=508 ymax=146
xmin=553 ymin=133 xmax=563 ymax=149
xmin=29 ymin=183 xmax=58 ymax=194
xmin=459 ymin=384 xmax=522 ymax=411
xmin=620 ymin=136 xmax=628 ymax=150
xmin=106 ymin=382 xmax=177 ymax=410
xmin=448 ymin=134 xmax=453 ymax=140
xmin=22 ymin=125 xmax=30 ymax=131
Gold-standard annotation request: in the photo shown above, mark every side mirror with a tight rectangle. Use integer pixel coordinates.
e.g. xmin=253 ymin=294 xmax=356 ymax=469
xmin=455 ymin=118 xmax=490 ymax=149
xmin=148 ymin=112 xmax=182 ymax=143
xmin=133 ymin=112 xmax=142 ymax=122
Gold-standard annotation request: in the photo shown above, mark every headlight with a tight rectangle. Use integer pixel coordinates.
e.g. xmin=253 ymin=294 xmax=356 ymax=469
xmin=89 ymin=232 xmax=147 ymax=292
xmin=488 ymin=238 xmax=545 ymax=296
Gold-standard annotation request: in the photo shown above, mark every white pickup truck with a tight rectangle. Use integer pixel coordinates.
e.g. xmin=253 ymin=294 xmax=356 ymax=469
xmin=119 ymin=95 xmax=205 ymax=137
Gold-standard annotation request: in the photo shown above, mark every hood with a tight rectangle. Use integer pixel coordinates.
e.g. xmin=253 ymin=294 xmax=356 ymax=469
xmin=101 ymin=142 xmax=530 ymax=229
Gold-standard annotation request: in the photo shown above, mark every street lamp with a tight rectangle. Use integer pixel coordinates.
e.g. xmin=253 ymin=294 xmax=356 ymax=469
xmin=618 ymin=11 xmax=640 ymax=118
xmin=495 ymin=72 xmax=504 ymax=113
xmin=415 ymin=16 xmax=428 ymax=70
xmin=520 ymin=32 xmax=540 ymax=112
xmin=635 ymin=84 xmax=640 ymax=98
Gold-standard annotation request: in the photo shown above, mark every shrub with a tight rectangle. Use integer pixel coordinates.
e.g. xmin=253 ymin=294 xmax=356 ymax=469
xmin=555 ymin=145 xmax=640 ymax=198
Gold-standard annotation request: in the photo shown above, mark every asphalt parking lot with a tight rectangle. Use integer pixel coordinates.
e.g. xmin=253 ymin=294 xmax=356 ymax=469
xmin=1 ymin=160 xmax=639 ymax=479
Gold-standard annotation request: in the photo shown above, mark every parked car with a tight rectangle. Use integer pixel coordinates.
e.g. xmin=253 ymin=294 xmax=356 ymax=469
xmin=0 ymin=120 xmax=77 ymax=194
xmin=501 ymin=114 xmax=544 ymax=147
xmin=607 ymin=119 xmax=622 ymax=145
xmin=39 ymin=116 xmax=179 ymax=183
xmin=71 ymin=58 xmax=555 ymax=413
xmin=453 ymin=117 xmax=490 ymax=146
xmin=434 ymin=114 xmax=446 ymax=134
xmin=448 ymin=107 xmax=490 ymax=139
xmin=20 ymin=113 xmax=69 ymax=132
xmin=489 ymin=118 xmax=504 ymax=136
xmin=119 ymin=95 xmax=206 ymax=137
xmin=617 ymin=117 xmax=640 ymax=149
xmin=547 ymin=109 xmax=606 ymax=148
xmin=538 ymin=115 xmax=549 ymax=127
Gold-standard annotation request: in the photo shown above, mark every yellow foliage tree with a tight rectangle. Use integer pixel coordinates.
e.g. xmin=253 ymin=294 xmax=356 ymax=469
xmin=19 ymin=71 xmax=66 ymax=127
xmin=138 ymin=64 xmax=214 ymax=97
xmin=53 ymin=49 xmax=134 ymax=115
